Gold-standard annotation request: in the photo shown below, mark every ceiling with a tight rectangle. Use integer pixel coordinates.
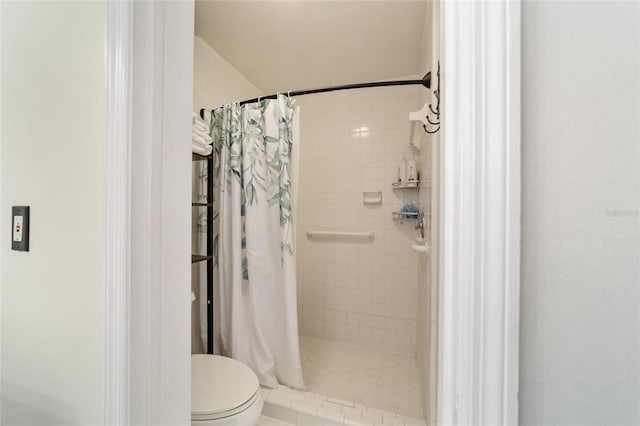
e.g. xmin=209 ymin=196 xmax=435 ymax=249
xmin=195 ymin=1 xmax=428 ymax=94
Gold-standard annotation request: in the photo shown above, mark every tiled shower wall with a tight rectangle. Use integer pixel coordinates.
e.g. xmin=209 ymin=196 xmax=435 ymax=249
xmin=295 ymin=85 xmax=425 ymax=356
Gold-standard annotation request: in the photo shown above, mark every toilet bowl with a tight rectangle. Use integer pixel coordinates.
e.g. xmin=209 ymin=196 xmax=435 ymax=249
xmin=192 ymin=354 xmax=263 ymax=426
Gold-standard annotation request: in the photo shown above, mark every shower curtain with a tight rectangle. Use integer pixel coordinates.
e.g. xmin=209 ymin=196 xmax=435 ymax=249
xmin=197 ymin=95 xmax=305 ymax=389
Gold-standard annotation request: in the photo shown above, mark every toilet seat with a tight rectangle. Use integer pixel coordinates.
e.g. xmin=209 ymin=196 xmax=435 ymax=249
xmin=191 ymin=354 xmax=261 ymax=422
xmin=192 ymin=388 xmax=260 ymax=421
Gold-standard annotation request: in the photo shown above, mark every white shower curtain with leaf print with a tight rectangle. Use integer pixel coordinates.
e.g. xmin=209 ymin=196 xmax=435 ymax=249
xmin=205 ymin=95 xmax=305 ymax=389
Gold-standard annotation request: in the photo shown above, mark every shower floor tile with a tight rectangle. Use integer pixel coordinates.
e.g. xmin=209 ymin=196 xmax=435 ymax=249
xmin=299 ymin=336 xmax=424 ymax=419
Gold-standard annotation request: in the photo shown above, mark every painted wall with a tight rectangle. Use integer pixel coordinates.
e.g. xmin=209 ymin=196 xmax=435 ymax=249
xmin=193 ymin=35 xmax=263 ymax=111
xmin=191 ymin=36 xmax=263 ymax=353
xmin=416 ymin=0 xmax=439 ymax=421
xmin=295 ymin=85 xmax=423 ymax=357
xmin=521 ymin=1 xmax=640 ymax=424
xmin=0 ymin=2 xmax=106 ymax=424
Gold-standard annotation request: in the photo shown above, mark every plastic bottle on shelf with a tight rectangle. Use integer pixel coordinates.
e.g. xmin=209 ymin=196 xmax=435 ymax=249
xmin=407 ymin=155 xmax=418 ymax=186
xmin=398 ymin=154 xmax=407 ymax=183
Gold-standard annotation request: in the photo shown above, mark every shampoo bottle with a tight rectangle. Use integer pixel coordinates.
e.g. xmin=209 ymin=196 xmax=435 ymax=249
xmin=399 ymin=154 xmax=407 ymax=183
xmin=407 ymin=155 xmax=417 ymax=186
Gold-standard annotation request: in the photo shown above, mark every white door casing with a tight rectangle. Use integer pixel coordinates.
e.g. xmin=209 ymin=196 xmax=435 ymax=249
xmin=438 ymin=1 xmax=521 ymax=425
xmin=105 ymin=1 xmax=194 ymax=425
xmin=105 ymin=2 xmax=132 ymax=424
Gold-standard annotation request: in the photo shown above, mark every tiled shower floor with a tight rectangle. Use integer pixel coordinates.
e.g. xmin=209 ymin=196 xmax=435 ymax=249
xmin=299 ymin=336 xmax=424 ymax=419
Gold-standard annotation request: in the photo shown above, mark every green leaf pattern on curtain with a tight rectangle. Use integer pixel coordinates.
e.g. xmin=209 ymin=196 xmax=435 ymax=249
xmin=203 ymin=95 xmax=296 ymax=279
xmin=275 ymin=100 xmax=294 ymax=259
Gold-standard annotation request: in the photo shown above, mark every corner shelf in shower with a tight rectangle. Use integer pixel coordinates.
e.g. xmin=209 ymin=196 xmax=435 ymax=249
xmin=392 ymin=211 xmax=421 ymax=225
xmin=392 ymin=180 xmax=420 ymax=189
xmin=192 ymin=150 xmax=214 ymax=354
xmin=391 ymin=179 xmax=432 ymax=189
xmin=392 ymin=211 xmax=420 ymax=220
xmin=392 ymin=180 xmax=427 ymax=223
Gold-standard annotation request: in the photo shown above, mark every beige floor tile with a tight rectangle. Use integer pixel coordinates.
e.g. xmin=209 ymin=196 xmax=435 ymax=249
xmin=300 ymin=336 xmax=424 ymax=419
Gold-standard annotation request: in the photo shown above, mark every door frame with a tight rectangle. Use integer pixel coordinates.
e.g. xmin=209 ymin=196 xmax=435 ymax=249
xmin=105 ymin=1 xmax=194 ymax=424
xmin=438 ymin=1 xmax=521 ymax=424
xmin=104 ymin=0 xmax=521 ymax=424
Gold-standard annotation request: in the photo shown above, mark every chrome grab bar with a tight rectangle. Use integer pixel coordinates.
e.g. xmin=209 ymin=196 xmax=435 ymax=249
xmin=306 ymin=229 xmax=376 ymax=240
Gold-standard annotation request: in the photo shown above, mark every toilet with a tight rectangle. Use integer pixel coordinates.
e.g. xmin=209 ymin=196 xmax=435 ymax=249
xmin=191 ymin=354 xmax=263 ymax=425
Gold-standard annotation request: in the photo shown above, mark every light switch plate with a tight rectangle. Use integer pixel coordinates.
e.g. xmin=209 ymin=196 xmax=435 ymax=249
xmin=11 ymin=206 xmax=29 ymax=251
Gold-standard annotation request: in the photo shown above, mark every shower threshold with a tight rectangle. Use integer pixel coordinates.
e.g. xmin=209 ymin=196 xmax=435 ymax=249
xmin=261 ymin=386 xmax=426 ymax=426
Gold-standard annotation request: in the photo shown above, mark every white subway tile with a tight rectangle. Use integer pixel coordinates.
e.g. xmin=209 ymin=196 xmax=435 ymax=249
xmin=347 ymin=324 xmax=359 ymax=339
xmin=325 ymin=309 xmax=337 ymax=322
xmin=324 ymin=321 xmax=337 ymax=339
xmin=321 ymin=401 xmax=343 ymax=412
xmin=317 ymin=409 xmax=345 ymax=425
xmin=359 ymin=326 xmax=372 ymax=340
xmin=397 ymin=343 xmax=416 ymax=356
xmin=381 ymin=415 xmax=405 ymax=425
xmin=271 ymin=405 xmax=297 ymax=424
xmin=296 ymin=90 xmax=420 ymax=353
xmin=372 ymin=316 xmax=385 ymax=329
xmin=296 ymin=413 xmax=324 ymax=426
xmin=327 ymin=397 xmax=355 ymax=407
xmin=291 ymin=401 xmax=318 ymax=416
xmin=335 ymin=323 xmax=347 ymax=340
xmin=289 ymin=389 xmax=307 ymax=402
xmin=341 ymin=406 xmax=362 ymax=417
xmin=384 ymin=317 xmax=398 ymax=331
xmin=372 ymin=304 xmax=385 ymax=316
xmin=359 ymin=314 xmax=372 ymax=326
xmin=345 ymin=414 xmax=374 ymax=426
xmin=261 ymin=403 xmax=274 ymax=417
xmin=362 ymin=411 xmax=383 ymax=422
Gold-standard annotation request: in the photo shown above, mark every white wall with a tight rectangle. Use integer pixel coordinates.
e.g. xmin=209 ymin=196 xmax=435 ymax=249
xmin=521 ymin=1 xmax=640 ymax=424
xmin=0 ymin=2 xmax=106 ymax=424
xmin=193 ymin=35 xmax=263 ymax=111
xmin=191 ymin=36 xmax=263 ymax=353
xmin=295 ymin=85 xmax=423 ymax=359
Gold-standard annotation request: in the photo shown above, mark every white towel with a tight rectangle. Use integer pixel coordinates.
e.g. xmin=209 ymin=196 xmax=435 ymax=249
xmin=192 ymin=127 xmax=211 ymax=140
xmin=193 ymin=120 xmax=209 ymax=133
xmin=191 ymin=136 xmax=211 ymax=151
xmin=192 ymin=142 xmax=212 ymax=156
xmin=192 ymin=138 xmax=210 ymax=150
xmin=192 ymin=133 xmax=212 ymax=146
xmin=191 ymin=124 xmax=209 ymax=135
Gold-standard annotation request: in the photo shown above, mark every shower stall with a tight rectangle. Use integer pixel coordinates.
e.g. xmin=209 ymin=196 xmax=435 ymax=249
xmin=191 ymin=2 xmax=441 ymax=422
xmin=290 ymin=84 xmax=435 ymax=421
xmin=193 ymin=80 xmax=438 ymax=425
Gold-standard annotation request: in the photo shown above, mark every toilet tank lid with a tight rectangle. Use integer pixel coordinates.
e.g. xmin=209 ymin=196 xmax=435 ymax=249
xmin=191 ymin=354 xmax=260 ymax=415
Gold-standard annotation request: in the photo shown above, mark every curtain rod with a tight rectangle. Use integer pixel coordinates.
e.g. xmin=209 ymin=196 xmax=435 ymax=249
xmin=201 ymin=72 xmax=431 ymax=116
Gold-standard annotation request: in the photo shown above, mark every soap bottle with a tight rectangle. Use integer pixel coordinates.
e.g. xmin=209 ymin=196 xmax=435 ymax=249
xmin=407 ymin=155 xmax=417 ymax=186
xmin=398 ymin=154 xmax=407 ymax=183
